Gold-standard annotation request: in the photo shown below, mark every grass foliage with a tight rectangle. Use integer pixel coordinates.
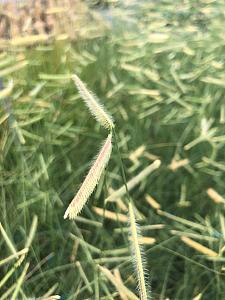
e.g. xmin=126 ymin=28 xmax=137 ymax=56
xmin=0 ymin=0 xmax=225 ymax=299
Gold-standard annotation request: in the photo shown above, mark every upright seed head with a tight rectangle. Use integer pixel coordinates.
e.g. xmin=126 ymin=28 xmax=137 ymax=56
xmin=129 ymin=202 xmax=151 ymax=300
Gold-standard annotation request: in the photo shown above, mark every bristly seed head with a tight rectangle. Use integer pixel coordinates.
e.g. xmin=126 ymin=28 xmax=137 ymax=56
xmin=64 ymin=133 xmax=112 ymax=219
xmin=128 ymin=202 xmax=151 ymax=300
xmin=72 ymin=74 xmax=114 ymax=130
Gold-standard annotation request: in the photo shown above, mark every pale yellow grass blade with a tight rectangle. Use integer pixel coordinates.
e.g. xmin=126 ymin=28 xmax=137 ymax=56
xmin=99 ymin=265 xmax=139 ymax=300
xmin=106 ymin=160 xmax=161 ymax=202
xmin=181 ymin=236 xmax=218 ymax=257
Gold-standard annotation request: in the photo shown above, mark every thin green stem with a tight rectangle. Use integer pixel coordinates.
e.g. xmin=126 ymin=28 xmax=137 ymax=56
xmin=112 ymin=128 xmax=132 ymax=206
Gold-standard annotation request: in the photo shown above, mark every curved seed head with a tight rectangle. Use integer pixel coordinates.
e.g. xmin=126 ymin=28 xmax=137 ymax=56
xmin=72 ymin=74 xmax=114 ymax=130
xmin=64 ymin=133 xmax=112 ymax=219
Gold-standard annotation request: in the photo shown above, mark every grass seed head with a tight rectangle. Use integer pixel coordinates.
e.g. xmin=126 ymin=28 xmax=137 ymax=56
xmin=64 ymin=133 xmax=112 ymax=219
xmin=128 ymin=202 xmax=151 ymax=300
xmin=72 ymin=74 xmax=114 ymax=130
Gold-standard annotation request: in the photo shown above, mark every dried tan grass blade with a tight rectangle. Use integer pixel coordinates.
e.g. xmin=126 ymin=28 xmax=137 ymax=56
xmin=168 ymin=158 xmax=189 ymax=171
xmin=128 ymin=236 xmax=156 ymax=245
xmin=106 ymin=160 xmax=161 ymax=202
xmin=113 ymin=269 xmax=129 ymax=300
xmin=93 ymin=206 xmax=128 ymax=223
xmin=99 ymin=265 xmax=139 ymax=300
xmin=207 ymin=188 xmax=225 ymax=204
xmin=181 ymin=236 xmax=218 ymax=257
xmin=137 ymin=237 xmax=156 ymax=245
xmin=40 ymin=296 xmax=60 ymax=300
xmin=106 ymin=187 xmax=128 ymax=212
xmin=64 ymin=133 xmax=112 ymax=219
xmin=193 ymin=293 xmax=202 ymax=300
xmin=0 ymin=60 xmax=28 ymax=77
xmin=145 ymin=194 xmax=161 ymax=210
xmin=129 ymin=145 xmax=146 ymax=164
xmin=10 ymin=35 xmax=49 ymax=47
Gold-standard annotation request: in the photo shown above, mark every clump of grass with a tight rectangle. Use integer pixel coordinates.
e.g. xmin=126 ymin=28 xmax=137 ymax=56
xmin=1 ymin=0 xmax=225 ymax=299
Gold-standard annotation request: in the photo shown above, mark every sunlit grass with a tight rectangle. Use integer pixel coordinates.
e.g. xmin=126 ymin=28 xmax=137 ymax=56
xmin=0 ymin=0 xmax=225 ymax=299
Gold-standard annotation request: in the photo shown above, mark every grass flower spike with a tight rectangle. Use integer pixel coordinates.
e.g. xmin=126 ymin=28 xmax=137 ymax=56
xmin=72 ymin=74 xmax=114 ymax=130
xmin=129 ymin=202 xmax=150 ymax=300
xmin=64 ymin=133 xmax=112 ymax=219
